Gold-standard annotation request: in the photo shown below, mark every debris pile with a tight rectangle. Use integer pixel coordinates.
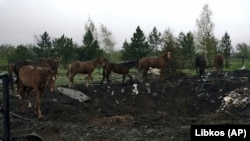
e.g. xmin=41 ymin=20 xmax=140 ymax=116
xmin=217 ymin=87 xmax=250 ymax=113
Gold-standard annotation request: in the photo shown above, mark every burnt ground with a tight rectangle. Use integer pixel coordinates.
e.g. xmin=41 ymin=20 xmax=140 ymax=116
xmin=2 ymin=70 xmax=250 ymax=141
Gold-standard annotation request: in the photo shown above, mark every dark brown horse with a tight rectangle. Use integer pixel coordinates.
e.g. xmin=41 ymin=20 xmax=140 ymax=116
xmin=18 ymin=65 xmax=56 ymax=119
xmin=9 ymin=58 xmax=59 ymax=90
xmin=100 ymin=59 xmax=139 ymax=86
xmin=139 ymin=51 xmax=171 ymax=80
xmin=195 ymin=56 xmax=206 ymax=78
xmin=67 ymin=57 xmax=104 ymax=87
xmin=214 ymin=54 xmax=224 ymax=74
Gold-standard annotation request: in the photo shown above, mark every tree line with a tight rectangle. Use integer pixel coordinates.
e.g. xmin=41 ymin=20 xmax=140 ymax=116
xmin=0 ymin=4 xmax=249 ymax=69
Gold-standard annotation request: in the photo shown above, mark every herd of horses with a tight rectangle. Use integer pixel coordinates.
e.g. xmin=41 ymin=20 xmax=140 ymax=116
xmin=195 ymin=54 xmax=224 ymax=78
xmin=7 ymin=51 xmax=223 ymax=118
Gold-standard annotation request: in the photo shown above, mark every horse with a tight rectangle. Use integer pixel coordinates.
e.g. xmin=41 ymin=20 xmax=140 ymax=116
xmin=18 ymin=65 xmax=56 ymax=119
xmin=100 ymin=59 xmax=139 ymax=86
xmin=9 ymin=58 xmax=60 ymax=91
xmin=67 ymin=57 xmax=104 ymax=87
xmin=194 ymin=56 xmax=206 ymax=78
xmin=139 ymin=51 xmax=171 ymax=80
xmin=214 ymin=54 xmax=224 ymax=74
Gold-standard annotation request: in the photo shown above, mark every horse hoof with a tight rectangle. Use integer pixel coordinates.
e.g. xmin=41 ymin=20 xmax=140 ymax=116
xmin=38 ymin=115 xmax=43 ymax=120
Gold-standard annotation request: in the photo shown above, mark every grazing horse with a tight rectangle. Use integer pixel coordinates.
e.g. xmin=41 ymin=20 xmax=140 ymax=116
xmin=195 ymin=56 xmax=206 ymax=78
xmin=139 ymin=51 xmax=171 ymax=80
xmin=9 ymin=58 xmax=60 ymax=90
xmin=18 ymin=65 xmax=56 ymax=119
xmin=100 ymin=59 xmax=139 ymax=86
xmin=67 ymin=57 xmax=104 ymax=87
xmin=214 ymin=54 xmax=224 ymax=74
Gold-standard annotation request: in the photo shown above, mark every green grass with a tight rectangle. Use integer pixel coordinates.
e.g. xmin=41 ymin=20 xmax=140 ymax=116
xmin=56 ymin=67 xmax=141 ymax=86
xmin=181 ymin=58 xmax=248 ymax=76
xmin=56 ymin=67 xmax=104 ymax=86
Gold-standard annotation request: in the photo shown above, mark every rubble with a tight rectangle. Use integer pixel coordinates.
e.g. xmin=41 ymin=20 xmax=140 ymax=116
xmin=217 ymin=88 xmax=250 ymax=113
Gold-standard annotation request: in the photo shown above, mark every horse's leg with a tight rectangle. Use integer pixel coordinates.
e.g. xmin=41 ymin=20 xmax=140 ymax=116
xmin=122 ymin=74 xmax=126 ymax=86
xmin=127 ymin=73 xmax=133 ymax=79
xmin=100 ymin=68 xmax=106 ymax=86
xmin=85 ymin=73 xmax=92 ymax=87
xmin=196 ymin=67 xmax=199 ymax=77
xmin=27 ymin=89 xmax=32 ymax=109
xmin=69 ymin=73 xmax=76 ymax=87
xmin=100 ymin=76 xmax=105 ymax=86
xmin=35 ymin=90 xmax=43 ymax=119
xmin=142 ymin=68 xmax=149 ymax=81
xmin=90 ymin=74 xmax=93 ymax=87
xmin=106 ymin=71 xmax=111 ymax=85
xmin=17 ymin=82 xmax=26 ymax=113
xmin=159 ymin=68 xmax=163 ymax=80
xmin=18 ymin=86 xmax=26 ymax=113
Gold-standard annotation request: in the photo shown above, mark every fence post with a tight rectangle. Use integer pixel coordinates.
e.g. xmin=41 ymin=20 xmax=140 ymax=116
xmin=1 ymin=73 xmax=10 ymax=141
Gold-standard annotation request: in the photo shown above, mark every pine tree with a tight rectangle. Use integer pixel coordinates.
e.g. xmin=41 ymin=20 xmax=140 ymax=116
xmin=82 ymin=30 xmax=103 ymax=60
xmin=178 ymin=31 xmax=195 ymax=68
xmin=122 ymin=26 xmax=150 ymax=60
xmin=53 ymin=34 xmax=75 ymax=68
xmin=220 ymin=32 xmax=232 ymax=68
xmin=148 ymin=27 xmax=162 ymax=56
xmin=34 ymin=31 xmax=52 ymax=58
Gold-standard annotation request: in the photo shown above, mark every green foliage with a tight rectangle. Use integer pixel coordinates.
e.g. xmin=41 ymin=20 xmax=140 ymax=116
xmin=196 ymin=4 xmax=216 ymax=66
xmin=178 ymin=31 xmax=195 ymax=68
xmin=8 ymin=44 xmax=34 ymax=62
xmin=34 ymin=31 xmax=53 ymax=58
xmin=121 ymin=26 xmax=150 ymax=60
xmin=219 ymin=32 xmax=232 ymax=68
xmin=53 ymin=34 xmax=75 ymax=68
xmin=81 ymin=30 xmax=103 ymax=60
xmin=148 ymin=27 xmax=162 ymax=56
xmin=0 ymin=44 xmax=15 ymax=61
xmin=236 ymin=43 xmax=250 ymax=65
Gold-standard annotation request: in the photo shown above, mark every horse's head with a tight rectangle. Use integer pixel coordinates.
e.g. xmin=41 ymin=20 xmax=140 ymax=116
xmin=95 ymin=56 xmax=105 ymax=66
xmin=47 ymin=69 xmax=57 ymax=93
xmin=134 ymin=60 xmax=140 ymax=68
xmin=167 ymin=51 xmax=171 ymax=60
xmin=51 ymin=58 xmax=60 ymax=73
xmin=162 ymin=51 xmax=171 ymax=60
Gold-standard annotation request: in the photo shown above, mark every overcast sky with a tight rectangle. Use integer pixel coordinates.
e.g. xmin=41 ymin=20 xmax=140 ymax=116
xmin=0 ymin=0 xmax=249 ymax=50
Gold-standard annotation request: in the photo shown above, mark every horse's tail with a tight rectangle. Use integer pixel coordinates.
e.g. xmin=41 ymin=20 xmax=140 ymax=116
xmin=67 ymin=64 xmax=71 ymax=77
xmin=8 ymin=64 xmax=15 ymax=92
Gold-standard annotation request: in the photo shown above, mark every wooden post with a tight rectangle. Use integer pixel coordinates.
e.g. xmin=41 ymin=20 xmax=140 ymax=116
xmin=1 ymin=73 xmax=10 ymax=141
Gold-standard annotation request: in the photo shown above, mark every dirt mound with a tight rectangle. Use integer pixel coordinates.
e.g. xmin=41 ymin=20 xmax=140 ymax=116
xmin=2 ymin=70 xmax=250 ymax=140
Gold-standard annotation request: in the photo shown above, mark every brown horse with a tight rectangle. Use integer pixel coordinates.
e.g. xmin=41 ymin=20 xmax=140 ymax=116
xmin=18 ymin=65 xmax=56 ymax=119
xmin=139 ymin=52 xmax=171 ymax=80
xmin=214 ymin=54 xmax=224 ymax=74
xmin=67 ymin=57 xmax=104 ymax=87
xmin=100 ymin=59 xmax=139 ymax=86
xmin=195 ymin=56 xmax=206 ymax=78
xmin=9 ymin=58 xmax=60 ymax=91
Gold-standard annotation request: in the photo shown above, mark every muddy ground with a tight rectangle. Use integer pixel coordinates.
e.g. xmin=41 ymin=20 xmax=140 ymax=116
xmin=2 ymin=70 xmax=250 ymax=141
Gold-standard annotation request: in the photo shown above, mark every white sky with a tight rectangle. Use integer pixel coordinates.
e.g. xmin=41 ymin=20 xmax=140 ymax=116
xmin=0 ymin=0 xmax=249 ymax=50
